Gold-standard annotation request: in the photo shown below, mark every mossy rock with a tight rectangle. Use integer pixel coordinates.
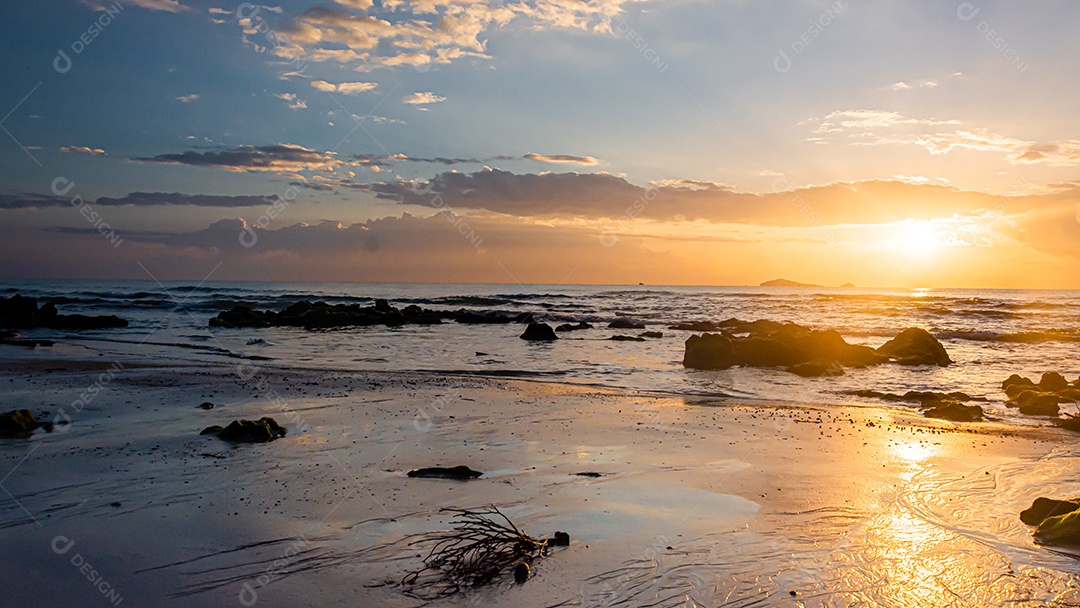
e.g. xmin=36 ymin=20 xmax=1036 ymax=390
xmin=1021 ymin=497 xmax=1080 ymax=526
xmin=202 ymin=417 xmax=287 ymax=442
xmin=0 ymin=409 xmax=53 ymax=437
xmin=1035 ymin=509 xmax=1080 ymax=546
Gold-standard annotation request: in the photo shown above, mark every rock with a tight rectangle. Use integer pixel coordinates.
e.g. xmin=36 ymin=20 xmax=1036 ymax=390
xmin=1040 ymin=372 xmax=1070 ymax=392
xmin=683 ymin=323 xmax=885 ymax=371
xmin=1007 ymin=390 xmax=1066 ymax=416
xmin=640 ymin=331 xmax=663 ymax=339
xmin=199 ymin=402 xmax=214 ymax=410
xmin=0 ymin=294 xmax=128 ymax=330
xmin=609 ymin=335 xmax=645 ymax=342
xmin=1002 ymin=374 xmax=1038 ymax=399
xmin=513 ymin=562 xmax=530 ymax=583
xmin=668 ymin=321 xmax=718 ymax=332
xmin=0 ymin=409 xmax=53 ymax=436
xmin=406 ymin=465 xmax=482 ymax=480
xmin=876 ymin=328 xmax=952 ymax=366
xmin=555 ymin=322 xmax=592 ymax=332
xmin=551 ymin=531 xmax=571 ymax=546
xmin=923 ymin=402 xmax=983 ymax=422
xmin=1035 ymin=510 xmax=1080 ymax=546
xmin=609 ymin=319 xmax=646 ymax=329
xmin=787 ymin=359 xmax=844 ymax=377
xmin=211 ymin=300 xmax=441 ymax=329
xmin=520 ymin=323 xmax=558 ymax=341
xmin=202 ymin=417 xmax=287 ymax=442
xmin=1020 ymin=497 xmax=1080 ymax=526
xmin=574 ymin=472 xmax=603 ymax=478
xmin=1057 ymin=415 xmax=1080 ymax=433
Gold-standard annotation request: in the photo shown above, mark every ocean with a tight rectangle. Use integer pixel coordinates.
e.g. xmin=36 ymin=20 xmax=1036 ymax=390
xmin=3 ymin=280 xmax=1078 ymax=424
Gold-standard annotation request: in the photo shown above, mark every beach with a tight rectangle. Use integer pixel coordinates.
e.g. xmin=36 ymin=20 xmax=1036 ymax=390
xmin=3 ymin=357 xmax=1080 ymax=607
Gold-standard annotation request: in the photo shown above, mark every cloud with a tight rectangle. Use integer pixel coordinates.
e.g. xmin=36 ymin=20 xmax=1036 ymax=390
xmin=60 ymin=146 xmax=106 ymax=156
xmin=0 ymin=192 xmax=278 ymax=210
xmin=363 ymin=168 xmax=1048 ymax=228
xmin=275 ymin=93 xmax=307 ymax=110
xmin=403 ymin=91 xmax=446 ymax=105
xmin=233 ymin=0 xmax=646 ymax=72
xmin=120 ymin=0 xmax=187 ymax=12
xmin=176 ymin=94 xmax=200 ymax=103
xmin=812 ymin=109 xmax=1080 ymax=166
xmin=522 ymin=153 xmax=598 ymax=166
xmin=133 ymin=144 xmax=345 ymax=173
xmin=311 ymin=80 xmax=379 ymax=94
xmin=891 ymin=79 xmax=937 ymax=91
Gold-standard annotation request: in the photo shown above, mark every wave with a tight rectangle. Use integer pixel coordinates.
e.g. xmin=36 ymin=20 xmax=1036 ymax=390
xmin=936 ymin=329 xmax=1080 ymax=343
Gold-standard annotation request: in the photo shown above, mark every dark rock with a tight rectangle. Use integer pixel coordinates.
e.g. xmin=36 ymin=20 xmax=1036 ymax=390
xmin=668 ymin=321 xmax=718 ymax=332
xmin=787 ymin=359 xmax=844 ymax=377
xmin=1057 ymin=415 xmax=1080 ymax=432
xmin=923 ymin=402 xmax=983 ymax=422
xmin=513 ymin=562 xmax=530 ymax=584
xmin=0 ymin=294 xmax=128 ymax=330
xmin=520 ymin=323 xmax=558 ymax=341
xmin=374 ymin=299 xmax=393 ymax=313
xmin=609 ymin=335 xmax=645 ymax=342
xmin=406 ymin=465 xmax=482 ymax=480
xmin=1035 ymin=510 xmax=1080 ymax=546
xmin=401 ymin=304 xmax=443 ymax=324
xmin=1040 ymin=372 xmax=1070 ymax=392
xmin=0 ymin=409 xmax=53 ymax=436
xmin=202 ymin=417 xmax=287 ymax=442
xmin=574 ymin=472 xmax=603 ymax=478
xmin=640 ymin=331 xmax=663 ymax=339
xmin=199 ymin=402 xmax=214 ymax=410
xmin=1021 ymin=497 xmax=1080 ymax=526
xmin=683 ymin=323 xmax=885 ymax=371
xmin=609 ymin=319 xmax=646 ymax=329
xmin=551 ymin=531 xmax=571 ymax=546
xmin=1002 ymin=374 xmax=1038 ymax=399
xmin=555 ymin=322 xmax=592 ymax=332
xmin=1007 ymin=390 xmax=1066 ymax=416
xmin=876 ymin=328 xmax=952 ymax=366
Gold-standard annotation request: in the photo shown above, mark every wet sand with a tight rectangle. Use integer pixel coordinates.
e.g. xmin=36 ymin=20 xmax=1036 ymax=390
xmin=1 ymin=359 xmax=1079 ymax=607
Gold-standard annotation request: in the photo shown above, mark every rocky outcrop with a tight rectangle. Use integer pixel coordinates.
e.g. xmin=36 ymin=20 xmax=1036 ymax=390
xmin=555 ymin=322 xmax=592 ymax=332
xmin=1001 ymin=373 xmax=1080 ymax=420
xmin=609 ymin=335 xmax=645 ymax=342
xmin=210 ymin=300 xmax=537 ymax=329
xmin=683 ymin=322 xmax=885 ymax=371
xmin=640 ymin=331 xmax=663 ymax=339
xmin=0 ymin=295 xmax=128 ymax=330
xmin=609 ymin=319 xmax=646 ymax=329
xmin=669 ymin=321 xmax=719 ymax=332
xmin=1021 ymin=497 xmax=1080 ymax=526
xmin=520 ymin=323 xmax=558 ymax=341
xmin=201 ymin=417 xmax=287 ymax=442
xmin=876 ymin=328 xmax=952 ymax=366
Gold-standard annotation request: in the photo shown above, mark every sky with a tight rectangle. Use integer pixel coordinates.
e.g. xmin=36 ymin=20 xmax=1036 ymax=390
xmin=0 ymin=0 xmax=1078 ymax=288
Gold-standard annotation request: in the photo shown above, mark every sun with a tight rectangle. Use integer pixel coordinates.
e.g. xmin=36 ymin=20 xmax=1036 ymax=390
xmin=888 ymin=219 xmax=943 ymax=260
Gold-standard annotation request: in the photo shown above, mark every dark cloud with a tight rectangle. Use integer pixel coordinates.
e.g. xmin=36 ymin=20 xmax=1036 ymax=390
xmin=364 ymin=168 xmax=1059 ymax=227
xmin=133 ymin=144 xmax=343 ymax=173
xmin=0 ymin=192 xmax=277 ymax=209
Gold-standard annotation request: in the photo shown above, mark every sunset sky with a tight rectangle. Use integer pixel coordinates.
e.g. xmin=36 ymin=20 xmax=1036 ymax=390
xmin=1 ymin=0 xmax=1078 ymax=287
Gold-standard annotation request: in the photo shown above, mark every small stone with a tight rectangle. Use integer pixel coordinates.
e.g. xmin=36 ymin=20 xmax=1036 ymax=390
xmin=199 ymin=402 xmax=214 ymax=410
xmin=513 ymin=562 xmax=529 ymax=583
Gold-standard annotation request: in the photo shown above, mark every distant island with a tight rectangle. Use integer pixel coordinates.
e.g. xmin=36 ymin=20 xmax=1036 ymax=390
xmin=760 ymin=278 xmax=822 ymax=287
